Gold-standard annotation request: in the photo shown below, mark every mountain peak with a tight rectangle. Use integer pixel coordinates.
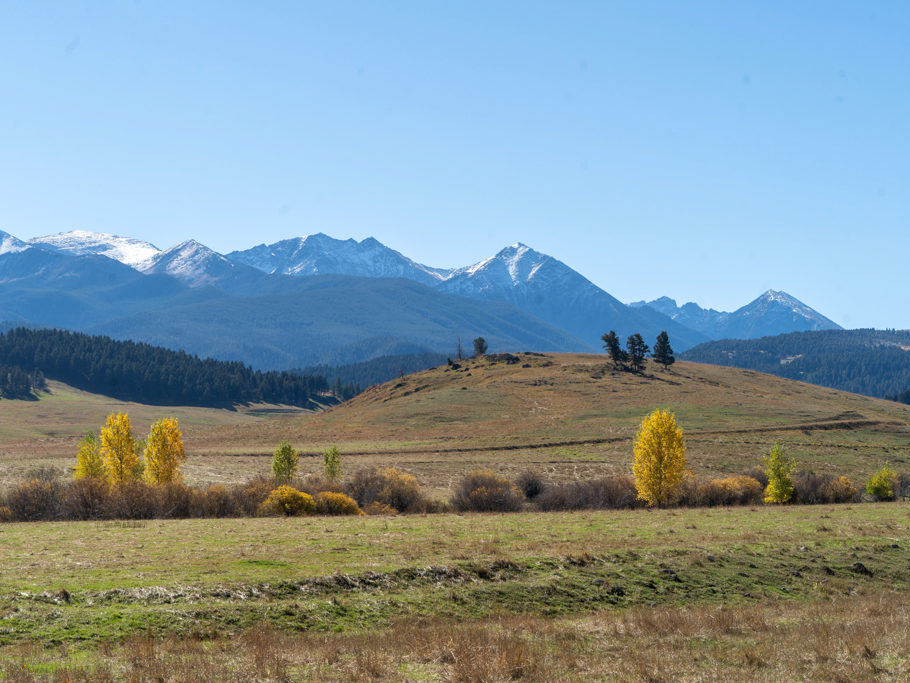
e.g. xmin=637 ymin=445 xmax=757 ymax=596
xmin=28 ymin=230 xmax=160 ymax=267
xmin=0 ymin=230 xmax=27 ymax=255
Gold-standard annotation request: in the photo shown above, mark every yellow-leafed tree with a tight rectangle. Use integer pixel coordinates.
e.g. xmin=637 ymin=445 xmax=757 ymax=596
xmin=143 ymin=417 xmax=186 ymax=485
xmin=100 ymin=412 xmax=140 ymax=484
xmin=763 ymin=443 xmax=796 ymax=503
xmin=632 ymin=409 xmax=687 ymax=507
xmin=74 ymin=430 xmax=106 ymax=480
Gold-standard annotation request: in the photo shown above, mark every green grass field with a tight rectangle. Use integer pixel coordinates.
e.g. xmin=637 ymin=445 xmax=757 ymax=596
xmin=1 ymin=503 xmax=908 ymax=679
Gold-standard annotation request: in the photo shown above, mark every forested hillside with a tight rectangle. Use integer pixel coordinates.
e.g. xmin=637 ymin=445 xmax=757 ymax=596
xmin=0 ymin=327 xmax=348 ymax=407
xmin=681 ymin=329 xmax=910 ymax=401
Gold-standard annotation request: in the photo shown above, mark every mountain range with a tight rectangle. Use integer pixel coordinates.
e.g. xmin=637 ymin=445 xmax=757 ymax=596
xmin=0 ymin=229 xmax=841 ymax=369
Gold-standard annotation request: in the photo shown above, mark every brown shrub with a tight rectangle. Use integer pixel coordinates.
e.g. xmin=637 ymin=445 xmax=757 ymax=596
xmin=201 ymin=484 xmax=237 ymax=517
xmin=314 ymin=491 xmax=363 ymax=516
xmin=346 ymin=467 xmax=425 ymax=513
xmin=739 ymin=466 xmax=769 ymax=489
xmin=6 ymin=479 xmax=61 ymax=521
xmin=155 ymin=482 xmax=203 ymax=518
xmin=515 ymin=470 xmax=546 ymax=500
xmin=232 ymin=476 xmax=276 ymax=516
xmin=678 ymin=475 xmax=763 ymax=507
xmin=452 ymin=470 xmax=524 ymax=512
xmin=61 ymin=477 xmax=110 ymax=520
xmin=106 ymin=481 xmax=160 ymax=519
xmin=795 ymin=473 xmax=858 ymax=504
xmin=296 ymin=473 xmax=345 ymax=497
xmin=535 ymin=476 xmax=639 ymax=511
xmin=0 ymin=506 xmax=13 ymax=522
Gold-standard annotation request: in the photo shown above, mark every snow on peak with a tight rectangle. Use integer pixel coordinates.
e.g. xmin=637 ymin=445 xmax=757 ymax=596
xmin=0 ymin=230 xmax=27 ymax=255
xmin=136 ymin=239 xmax=234 ymax=286
xmin=29 ymin=230 xmax=160 ymax=267
xmin=457 ymin=243 xmax=551 ymax=285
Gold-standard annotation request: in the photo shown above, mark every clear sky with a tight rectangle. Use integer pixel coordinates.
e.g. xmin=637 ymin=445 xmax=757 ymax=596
xmin=1 ymin=2 xmax=908 ymax=328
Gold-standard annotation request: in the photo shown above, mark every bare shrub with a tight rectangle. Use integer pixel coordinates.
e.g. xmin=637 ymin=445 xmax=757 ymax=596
xmin=896 ymin=472 xmax=910 ymax=500
xmin=346 ymin=467 xmax=426 ymax=513
xmin=106 ymin=481 xmax=159 ymax=519
xmin=515 ymin=470 xmax=546 ymax=500
xmin=740 ymin=466 xmax=769 ymax=489
xmin=452 ymin=470 xmax=524 ymax=512
xmin=0 ymin=506 xmax=13 ymax=522
xmin=678 ymin=475 xmax=763 ymax=507
xmin=314 ymin=491 xmax=363 ymax=516
xmin=155 ymin=482 xmax=202 ymax=518
xmin=535 ymin=476 xmax=639 ymax=511
xmin=296 ymin=472 xmax=345 ymax=497
xmin=6 ymin=479 xmax=61 ymax=521
xmin=61 ymin=477 xmax=110 ymax=520
xmin=201 ymin=484 xmax=237 ymax=517
xmin=232 ymin=476 xmax=276 ymax=516
xmin=795 ymin=473 xmax=858 ymax=504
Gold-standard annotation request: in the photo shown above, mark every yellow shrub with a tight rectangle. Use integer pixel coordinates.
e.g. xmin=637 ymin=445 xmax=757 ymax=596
xmin=0 ymin=506 xmax=12 ymax=522
xmin=363 ymin=501 xmax=398 ymax=516
xmin=315 ymin=491 xmax=363 ymax=516
xmin=258 ymin=486 xmax=315 ymax=517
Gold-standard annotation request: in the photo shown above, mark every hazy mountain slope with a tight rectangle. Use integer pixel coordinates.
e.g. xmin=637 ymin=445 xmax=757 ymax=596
xmin=438 ymin=244 xmax=708 ymax=350
xmin=681 ymin=329 xmax=910 ymax=398
xmin=632 ymin=291 xmax=841 ymax=340
xmin=92 ymin=275 xmax=593 ymax=368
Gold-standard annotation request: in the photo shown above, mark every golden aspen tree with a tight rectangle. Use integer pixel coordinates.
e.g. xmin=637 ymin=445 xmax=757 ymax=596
xmin=143 ymin=417 xmax=186 ymax=485
xmin=100 ymin=412 xmax=139 ymax=484
xmin=632 ymin=409 xmax=687 ymax=506
xmin=74 ymin=431 xmax=106 ymax=479
xmin=763 ymin=444 xmax=796 ymax=503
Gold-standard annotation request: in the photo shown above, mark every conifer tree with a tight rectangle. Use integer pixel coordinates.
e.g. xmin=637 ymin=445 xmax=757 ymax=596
xmin=626 ymin=334 xmax=650 ymax=373
xmin=473 ymin=337 xmax=488 ymax=357
xmin=632 ymin=409 xmax=687 ymax=506
xmin=143 ymin=417 xmax=186 ymax=485
xmin=652 ymin=331 xmax=675 ymax=370
xmin=600 ymin=330 xmax=628 ymax=369
xmin=100 ymin=412 xmax=139 ymax=485
xmin=74 ymin=430 xmax=106 ymax=480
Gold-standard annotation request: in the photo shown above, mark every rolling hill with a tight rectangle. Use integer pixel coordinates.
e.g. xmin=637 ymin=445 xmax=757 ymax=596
xmin=2 ymin=353 xmax=908 ymax=491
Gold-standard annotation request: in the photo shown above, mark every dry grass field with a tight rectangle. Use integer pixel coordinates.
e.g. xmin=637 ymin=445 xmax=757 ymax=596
xmin=3 ymin=354 xmax=908 ymax=496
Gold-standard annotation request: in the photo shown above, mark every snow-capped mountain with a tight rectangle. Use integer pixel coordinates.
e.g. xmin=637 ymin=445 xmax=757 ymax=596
xmin=437 ymin=243 xmax=709 ymax=350
xmin=632 ymin=290 xmax=841 ymax=340
xmin=29 ymin=230 xmax=160 ymax=267
xmin=227 ymin=233 xmax=450 ymax=287
xmin=137 ymin=239 xmax=263 ymax=289
xmin=0 ymin=230 xmax=28 ymax=255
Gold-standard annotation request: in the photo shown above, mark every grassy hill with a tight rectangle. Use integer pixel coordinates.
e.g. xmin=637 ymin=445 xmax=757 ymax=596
xmin=2 ymin=353 xmax=909 ymax=491
xmin=189 ymin=352 xmax=910 ymax=491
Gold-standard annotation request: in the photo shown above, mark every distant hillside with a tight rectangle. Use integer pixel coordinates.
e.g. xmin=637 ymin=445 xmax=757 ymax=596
xmin=0 ymin=327 xmax=343 ymax=408
xmin=681 ymin=329 xmax=910 ymax=400
xmin=296 ymin=351 xmax=450 ymax=391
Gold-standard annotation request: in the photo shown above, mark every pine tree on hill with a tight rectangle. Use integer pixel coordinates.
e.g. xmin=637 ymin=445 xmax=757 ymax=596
xmin=600 ymin=330 xmax=628 ymax=369
xmin=652 ymin=331 xmax=675 ymax=370
xmin=626 ymin=334 xmax=650 ymax=373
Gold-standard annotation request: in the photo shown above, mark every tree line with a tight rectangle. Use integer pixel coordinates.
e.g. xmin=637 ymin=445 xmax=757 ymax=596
xmin=0 ymin=327 xmax=354 ymax=407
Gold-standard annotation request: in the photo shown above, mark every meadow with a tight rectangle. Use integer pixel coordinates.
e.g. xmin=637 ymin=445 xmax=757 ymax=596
xmin=1 ymin=503 xmax=908 ymax=680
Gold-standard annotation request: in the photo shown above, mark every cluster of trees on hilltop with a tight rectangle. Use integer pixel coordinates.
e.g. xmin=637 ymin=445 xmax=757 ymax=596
xmin=681 ymin=329 xmax=910 ymax=401
xmin=601 ymin=330 xmax=675 ymax=371
xmin=0 ymin=327 xmax=352 ymax=408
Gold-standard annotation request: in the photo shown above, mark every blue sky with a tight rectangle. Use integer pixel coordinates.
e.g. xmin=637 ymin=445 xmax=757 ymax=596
xmin=1 ymin=2 xmax=908 ymax=328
